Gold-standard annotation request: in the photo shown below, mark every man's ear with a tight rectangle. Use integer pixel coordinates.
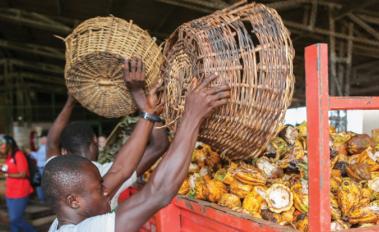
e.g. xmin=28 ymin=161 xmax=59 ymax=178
xmin=66 ymin=194 xmax=80 ymax=209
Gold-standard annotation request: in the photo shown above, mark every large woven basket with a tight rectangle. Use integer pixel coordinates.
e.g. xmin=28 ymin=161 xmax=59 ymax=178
xmin=64 ymin=16 xmax=163 ymax=118
xmin=162 ymin=2 xmax=295 ymax=160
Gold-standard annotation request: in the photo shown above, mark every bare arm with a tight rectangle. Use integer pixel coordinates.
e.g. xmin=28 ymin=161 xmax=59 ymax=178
xmin=102 ymin=58 xmax=161 ymax=198
xmin=115 ymin=75 xmax=230 ymax=232
xmin=46 ymin=96 xmax=75 ymax=158
xmin=135 ymin=122 xmax=169 ymax=176
xmin=102 ymin=118 xmax=154 ymax=198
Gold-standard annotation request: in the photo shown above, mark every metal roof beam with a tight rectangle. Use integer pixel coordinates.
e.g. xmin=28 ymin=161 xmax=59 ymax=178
xmin=0 ymin=39 xmax=64 ymax=60
xmin=0 ymin=59 xmax=64 ymax=74
xmin=267 ymin=0 xmax=308 ymax=11
xmin=175 ymin=0 xmax=229 ymax=10
xmin=334 ymin=0 xmax=379 ymax=20
xmin=354 ymin=45 xmax=379 ymax=59
xmin=355 ymin=60 xmax=379 ymax=70
xmin=156 ymin=0 xmax=342 ymax=12
xmin=353 ymin=74 xmax=379 ymax=86
xmin=27 ymin=83 xmax=66 ymax=94
xmin=284 ymin=20 xmax=379 ymax=47
xmin=8 ymin=72 xmax=64 ymax=85
xmin=0 ymin=8 xmax=71 ymax=35
xmin=356 ymin=14 xmax=379 ymax=26
xmin=348 ymin=13 xmax=379 ymax=41
xmin=351 ymin=85 xmax=379 ymax=95
xmin=0 ymin=83 xmax=66 ymax=94
xmin=289 ymin=27 xmax=379 ymax=59
xmin=155 ymin=0 xmax=217 ymax=13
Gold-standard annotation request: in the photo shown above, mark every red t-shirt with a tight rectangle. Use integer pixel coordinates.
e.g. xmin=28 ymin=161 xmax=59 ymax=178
xmin=5 ymin=151 xmax=33 ymax=198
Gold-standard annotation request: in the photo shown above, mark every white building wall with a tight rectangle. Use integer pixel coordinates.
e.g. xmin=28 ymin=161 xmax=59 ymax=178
xmin=362 ymin=110 xmax=379 ymax=135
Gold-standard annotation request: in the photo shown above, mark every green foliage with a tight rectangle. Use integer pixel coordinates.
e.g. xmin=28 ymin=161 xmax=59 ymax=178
xmin=97 ymin=116 xmax=138 ymax=164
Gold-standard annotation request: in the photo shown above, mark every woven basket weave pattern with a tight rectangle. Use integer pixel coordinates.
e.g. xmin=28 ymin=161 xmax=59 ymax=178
xmin=162 ymin=3 xmax=295 ymax=160
xmin=64 ymin=16 xmax=163 ymax=118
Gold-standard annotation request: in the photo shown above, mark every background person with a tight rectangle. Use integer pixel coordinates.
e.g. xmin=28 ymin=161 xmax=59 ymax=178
xmin=29 ymin=130 xmax=48 ymax=202
xmin=98 ymin=135 xmax=107 ymax=152
xmin=0 ymin=135 xmax=36 ymax=232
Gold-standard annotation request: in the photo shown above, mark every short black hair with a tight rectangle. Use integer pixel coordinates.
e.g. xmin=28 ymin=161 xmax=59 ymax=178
xmin=40 ymin=129 xmax=48 ymax=138
xmin=42 ymin=155 xmax=91 ymax=208
xmin=60 ymin=122 xmax=95 ymax=155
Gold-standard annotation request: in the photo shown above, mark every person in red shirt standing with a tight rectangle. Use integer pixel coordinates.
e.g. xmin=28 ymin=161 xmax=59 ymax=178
xmin=0 ymin=135 xmax=36 ymax=232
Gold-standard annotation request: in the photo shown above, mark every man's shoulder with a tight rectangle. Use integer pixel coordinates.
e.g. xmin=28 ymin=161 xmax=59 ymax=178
xmin=39 ymin=145 xmax=47 ymax=153
xmin=77 ymin=212 xmax=116 ymax=231
xmin=49 ymin=213 xmax=116 ymax=232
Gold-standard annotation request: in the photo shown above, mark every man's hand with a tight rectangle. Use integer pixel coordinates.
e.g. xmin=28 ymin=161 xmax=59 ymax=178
xmin=183 ymin=74 xmax=230 ymax=125
xmin=147 ymin=79 xmax=164 ymax=115
xmin=124 ymin=58 xmax=154 ymax=113
xmin=124 ymin=58 xmax=145 ymax=91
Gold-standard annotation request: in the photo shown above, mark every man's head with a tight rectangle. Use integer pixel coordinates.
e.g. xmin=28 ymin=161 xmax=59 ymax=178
xmin=98 ymin=135 xmax=107 ymax=152
xmin=60 ymin=122 xmax=98 ymax=161
xmin=39 ymin=129 xmax=48 ymax=145
xmin=42 ymin=155 xmax=110 ymax=221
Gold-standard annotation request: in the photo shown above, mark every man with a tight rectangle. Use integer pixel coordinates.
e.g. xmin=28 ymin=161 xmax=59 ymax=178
xmin=97 ymin=135 xmax=107 ymax=152
xmin=29 ymin=130 xmax=48 ymax=202
xmin=42 ymin=65 xmax=230 ymax=231
xmin=46 ymin=58 xmax=169 ymax=209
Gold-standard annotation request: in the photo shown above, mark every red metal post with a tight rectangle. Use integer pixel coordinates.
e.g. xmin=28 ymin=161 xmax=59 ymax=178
xmin=305 ymin=43 xmax=331 ymax=232
xmin=329 ymin=96 xmax=379 ymax=110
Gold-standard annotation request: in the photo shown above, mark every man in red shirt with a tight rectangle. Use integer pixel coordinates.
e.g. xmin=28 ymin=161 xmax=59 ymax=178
xmin=0 ymin=135 xmax=36 ymax=232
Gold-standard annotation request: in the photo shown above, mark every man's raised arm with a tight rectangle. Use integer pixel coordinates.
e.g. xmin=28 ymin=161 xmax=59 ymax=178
xmin=102 ymin=58 xmax=163 ymax=198
xmin=115 ymin=74 xmax=230 ymax=232
xmin=46 ymin=95 xmax=75 ymax=158
xmin=135 ymin=123 xmax=169 ymax=177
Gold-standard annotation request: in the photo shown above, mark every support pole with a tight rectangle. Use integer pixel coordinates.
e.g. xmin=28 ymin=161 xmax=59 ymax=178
xmin=305 ymin=44 xmax=331 ymax=232
xmin=329 ymin=8 xmax=338 ymax=96
xmin=345 ymin=23 xmax=354 ymax=96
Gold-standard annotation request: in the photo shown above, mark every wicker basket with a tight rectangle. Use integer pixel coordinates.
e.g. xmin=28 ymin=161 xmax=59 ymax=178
xmin=64 ymin=16 xmax=163 ymax=118
xmin=162 ymin=2 xmax=295 ymax=160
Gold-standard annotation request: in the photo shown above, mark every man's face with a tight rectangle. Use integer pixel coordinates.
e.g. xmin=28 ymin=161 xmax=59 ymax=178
xmin=78 ymin=163 xmax=110 ymax=217
xmin=86 ymin=136 xmax=99 ymax=161
xmin=98 ymin=136 xmax=106 ymax=151
xmin=39 ymin=136 xmax=47 ymax=145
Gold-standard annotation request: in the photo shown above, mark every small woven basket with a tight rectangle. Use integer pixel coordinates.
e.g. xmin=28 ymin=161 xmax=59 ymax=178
xmin=64 ymin=16 xmax=163 ymax=118
xmin=162 ymin=2 xmax=295 ymax=160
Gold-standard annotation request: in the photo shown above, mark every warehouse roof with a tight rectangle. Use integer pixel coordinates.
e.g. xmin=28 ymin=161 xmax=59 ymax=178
xmin=0 ymin=0 xmax=378 ymax=122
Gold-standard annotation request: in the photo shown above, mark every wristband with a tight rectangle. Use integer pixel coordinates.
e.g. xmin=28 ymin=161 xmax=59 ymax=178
xmin=139 ymin=112 xmax=163 ymax=123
